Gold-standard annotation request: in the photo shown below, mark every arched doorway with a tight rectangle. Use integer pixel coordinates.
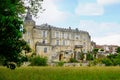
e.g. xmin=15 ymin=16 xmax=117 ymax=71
xmin=59 ymin=54 xmax=63 ymax=61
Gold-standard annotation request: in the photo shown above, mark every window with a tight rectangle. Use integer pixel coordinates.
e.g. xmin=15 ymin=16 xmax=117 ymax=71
xmin=69 ymin=34 xmax=71 ymax=39
xmin=27 ymin=31 xmax=30 ymax=36
xmin=83 ymin=42 xmax=86 ymax=47
xmin=83 ymin=49 xmax=86 ymax=53
xmin=62 ymin=32 xmax=64 ymax=38
xmin=56 ymin=40 xmax=59 ymax=45
xmin=62 ymin=40 xmax=65 ymax=45
xmin=75 ymin=35 xmax=79 ymax=40
xmin=67 ymin=41 xmax=70 ymax=45
xmin=42 ymin=39 xmax=45 ymax=44
xmin=42 ymin=31 xmax=47 ymax=37
xmin=64 ymin=33 xmax=67 ymax=39
xmin=44 ymin=47 xmax=47 ymax=53
xmin=55 ymin=32 xmax=59 ymax=38
xmin=67 ymin=34 xmax=69 ymax=39
xmin=76 ymin=37 xmax=78 ymax=39
xmin=43 ymin=31 xmax=45 ymax=37
xmin=27 ymin=39 xmax=30 ymax=44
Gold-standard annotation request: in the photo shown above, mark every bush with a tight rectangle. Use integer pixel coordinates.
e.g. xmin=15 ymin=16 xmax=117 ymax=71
xmin=69 ymin=58 xmax=78 ymax=63
xmin=30 ymin=56 xmax=47 ymax=66
xmin=93 ymin=59 xmax=98 ymax=65
xmin=86 ymin=53 xmax=93 ymax=61
xmin=113 ymin=59 xmax=120 ymax=66
xmin=57 ymin=61 xmax=64 ymax=66
xmin=102 ymin=58 xmax=113 ymax=66
xmin=88 ymin=61 xmax=92 ymax=67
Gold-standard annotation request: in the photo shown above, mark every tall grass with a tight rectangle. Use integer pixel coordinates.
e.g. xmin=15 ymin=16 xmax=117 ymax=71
xmin=0 ymin=66 xmax=120 ymax=80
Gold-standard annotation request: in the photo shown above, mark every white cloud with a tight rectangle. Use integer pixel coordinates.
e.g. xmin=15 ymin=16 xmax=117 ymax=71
xmin=97 ymin=0 xmax=120 ymax=5
xmin=79 ymin=20 xmax=120 ymax=45
xmin=100 ymin=22 xmax=120 ymax=30
xmin=75 ymin=3 xmax=104 ymax=16
xmin=79 ymin=20 xmax=101 ymax=35
xmin=33 ymin=0 xmax=68 ymax=25
xmin=79 ymin=20 xmax=120 ymax=33
xmin=93 ymin=34 xmax=120 ymax=46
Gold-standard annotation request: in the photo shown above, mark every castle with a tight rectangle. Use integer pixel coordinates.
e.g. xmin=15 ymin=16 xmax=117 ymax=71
xmin=23 ymin=12 xmax=92 ymax=62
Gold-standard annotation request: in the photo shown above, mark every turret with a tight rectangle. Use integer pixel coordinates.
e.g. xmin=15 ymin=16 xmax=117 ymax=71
xmin=24 ymin=10 xmax=35 ymax=27
xmin=23 ymin=10 xmax=35 ymax=51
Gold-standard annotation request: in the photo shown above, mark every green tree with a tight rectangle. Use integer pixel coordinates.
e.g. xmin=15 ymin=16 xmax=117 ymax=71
xmin=92 ymin=48 xmax=99 ymax=59
xmin=0 ymin=0 xmax=43 ymax=68
xmin=79 ymin=53 xmax=84 ymax=61
xmin=116 ymin=47 xmax=120 ymax=53
xmin=86 ymin=53 xmax=93 ymax=61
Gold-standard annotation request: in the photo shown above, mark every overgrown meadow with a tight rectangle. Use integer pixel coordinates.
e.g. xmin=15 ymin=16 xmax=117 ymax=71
xmin=0 ymin=66 xmax=120 ymax=80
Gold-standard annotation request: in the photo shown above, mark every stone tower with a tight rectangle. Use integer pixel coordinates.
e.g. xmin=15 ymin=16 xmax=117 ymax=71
xmin=23 ymin=11 xmax=35 ymax=51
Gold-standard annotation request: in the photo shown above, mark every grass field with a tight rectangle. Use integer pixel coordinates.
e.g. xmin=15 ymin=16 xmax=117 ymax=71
xmin=0 ymin=66 xmax=120 ymax=80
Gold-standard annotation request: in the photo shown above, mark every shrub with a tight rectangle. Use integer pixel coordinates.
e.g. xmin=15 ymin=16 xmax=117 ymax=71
xmin=80 ymin=62 xmax=82 ymax=66
xmin=86 ymin=53 xmax=93 ymax=61
xmin=93 ymin=59 xmax=98 ymax=65
xmin=113 ymin=59 xmax=120 ymax=66
xmin=30 ymin=56 xmax=47 ymax=66
xmin=57 ymin=61 xmax=64 ymax=66
xmin=102 ymin=58 xmax=113 ymax=66
xmin=88 ymin=61 xmax=92 ymax=67
xmin=69 ymin=58 xmax=78 ymax=63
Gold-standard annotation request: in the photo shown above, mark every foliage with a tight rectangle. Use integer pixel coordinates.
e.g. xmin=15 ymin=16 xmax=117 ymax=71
xmin=79 ymin=53 xmax=84 ymax=60
xmin=69 ymin=58 xmax=78 ymax=63
xmin=87 ymin=61 xmax=91 ymax=67
xmin=93 ymin=48 xmax=99 ymax=53
xmin=23 ymin=0 xmax=44 ymax=17
xmin=30 ymin=56 xmax=47 ymax=66
xmin=102 ymin=58 xmax=113 ymax=66
xmin=92 ymin=48 xmax=99 ymax=59
xmin=57 ymin=61 xmax=64 ymax=66
xmin=6 ymin=62 xmax=16 ymax=70
xmin=86 ymin=53 xmax=93 ymax=60
xmin=112 ymin=54 xmax=120 ymax=66
xmin=0 ymin=56 xmax=5 ymax=66
xmin=0 ymin=0 xmax=43 ymax=68
xmin=101 ymin=54 xmax=120 ymax=66
xmin=100 ymin=49 xmax=104 ymax=51
xmin=116 ymin=47 xmax=120 ymax=53
xmin=97 ymin=54 xmax=106 ymax=59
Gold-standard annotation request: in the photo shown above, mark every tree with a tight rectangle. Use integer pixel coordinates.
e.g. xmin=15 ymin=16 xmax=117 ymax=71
xmin=0 ymin=0 xmax=43 ymax=69
xmin=116 ymin=47 xmax=120 ymax=53
xmin=86 ymin=53 xmax=93 ymax=61
xmin=92 ymin=48 xmax=99 ymax=59
xmin=79 ymin=53 xmax=84 ymax=61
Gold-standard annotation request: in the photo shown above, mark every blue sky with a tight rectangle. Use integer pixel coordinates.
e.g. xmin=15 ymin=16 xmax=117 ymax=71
xmin=33 ymin=0 xmax=120 ymax=46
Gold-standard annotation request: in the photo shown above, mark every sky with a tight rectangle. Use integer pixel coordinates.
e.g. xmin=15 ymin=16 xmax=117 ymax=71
xmin=33 ymin=0 xmax=120 ymax=46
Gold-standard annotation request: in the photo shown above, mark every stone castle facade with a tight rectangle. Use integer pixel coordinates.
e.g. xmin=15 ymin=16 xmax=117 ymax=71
xmin=23 ymin=12 xmax=91 ymax=62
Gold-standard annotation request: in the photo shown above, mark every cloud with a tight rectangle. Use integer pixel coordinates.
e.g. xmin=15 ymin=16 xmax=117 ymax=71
xmin=79 ymin=20 xmax=120 ymax=34
xmin=79 ymin=20 xmax=120 ymax=45
xmin=75 ymin=3 xmax=104 ymax=16
xmin=97 ymin=0 xmax=120 ymax=5
xmin=100 ymin=22 xmax=120 ymax=31
xmin=93 ymin=34 xmax=120 ymax=45
xmin=79 ymin=20 xmax=101 ymax=35
xmin=33 ymin=0 xmax=68 ymax=25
